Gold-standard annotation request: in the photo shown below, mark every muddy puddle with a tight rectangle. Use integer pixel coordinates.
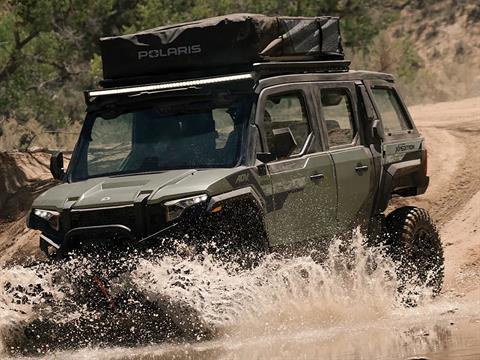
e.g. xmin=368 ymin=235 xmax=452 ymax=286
xmin=0 ymin=233 xmax=478 ymax=359
xmin=38 ymin=316 xmax=480 ymax=360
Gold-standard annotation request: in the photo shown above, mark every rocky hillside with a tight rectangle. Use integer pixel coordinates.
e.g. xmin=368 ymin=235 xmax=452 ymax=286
xmin=390 ymin=0 xmax=480 ymax=101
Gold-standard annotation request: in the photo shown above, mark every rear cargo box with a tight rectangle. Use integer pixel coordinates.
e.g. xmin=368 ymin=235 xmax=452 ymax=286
xmin=100 ymin=13 xmax=343 ymax=81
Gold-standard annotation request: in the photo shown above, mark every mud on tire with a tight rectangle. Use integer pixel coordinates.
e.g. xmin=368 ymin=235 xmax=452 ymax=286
xmin=385 ymin=206 xmax=444 ymax=296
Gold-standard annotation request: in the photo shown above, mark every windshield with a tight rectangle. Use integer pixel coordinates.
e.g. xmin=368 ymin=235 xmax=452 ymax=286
xmin=70 ymin=94 xmax=253 ymax=180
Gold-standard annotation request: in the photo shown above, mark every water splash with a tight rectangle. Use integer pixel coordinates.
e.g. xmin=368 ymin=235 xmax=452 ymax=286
xmin=0 ymin=263 xmax=61 ymax=354
xmin=131 ymin=230 xmax=403 ymax=337
xmin=0 ymin=230 xmax=435 ymax=356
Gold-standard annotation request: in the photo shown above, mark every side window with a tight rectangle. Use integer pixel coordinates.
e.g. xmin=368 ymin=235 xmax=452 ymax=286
xmin=371 ymin=88 xmax=412 ymax=132
xmin=264 ymin=92 xmax=310 ymax=157
xmin=320 ymin=88 xmax=355 ymax=147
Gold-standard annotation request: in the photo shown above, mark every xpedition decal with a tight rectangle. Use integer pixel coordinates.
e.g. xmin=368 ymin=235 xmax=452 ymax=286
xmin=395 ymin=143 xmax=415 ymax=153
xmin=383 ymin=140 xmax=423 ymax=163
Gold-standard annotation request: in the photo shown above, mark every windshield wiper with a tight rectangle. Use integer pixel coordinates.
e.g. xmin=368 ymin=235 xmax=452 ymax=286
xmin=109 ymin=170 xmax=166 ymax=178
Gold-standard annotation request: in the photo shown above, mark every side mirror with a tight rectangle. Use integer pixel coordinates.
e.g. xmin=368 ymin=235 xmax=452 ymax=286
xmin=372 ymin=119 xmax=385 ymax=141
xmin=50 ymin=151 xmax=65 ymax=180
xmin=272 ymin=127 xmax=297 ymax=159
xmin=256 ymin=152 xmax=276 ymax=163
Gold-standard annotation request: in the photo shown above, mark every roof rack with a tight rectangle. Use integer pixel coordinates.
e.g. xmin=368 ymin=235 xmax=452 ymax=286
xmin=86 ymin=73 xmax=254 ymax=100
xmin=86 ymin=60 xmax=351 ymax=103
xmin=253 ymin=60 xmax=350 ymax=79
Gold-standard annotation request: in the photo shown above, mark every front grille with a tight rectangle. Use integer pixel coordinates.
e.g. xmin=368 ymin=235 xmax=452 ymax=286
xmin=70 ymin=206 xmax=136 ymax=230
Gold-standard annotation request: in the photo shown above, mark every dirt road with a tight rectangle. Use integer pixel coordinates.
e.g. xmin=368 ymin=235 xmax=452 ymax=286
xmin=396 ymin=97 xmax=480 ymax=301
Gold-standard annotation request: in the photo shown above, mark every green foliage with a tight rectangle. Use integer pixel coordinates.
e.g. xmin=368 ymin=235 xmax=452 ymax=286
xmin=1 ymin=0 xmax=407 ymax=137
xmin=132 ymin=0 xmax=397 ymax=50
xmin=0 ymin=0 xmax=139 ymax=128
xmin=396 ymin=39 xmax=423 ymax=83
xmin=90 ymin=53 xmax=103 ymax=85
xmin=18 ymin=131 xmax=35 ymax=151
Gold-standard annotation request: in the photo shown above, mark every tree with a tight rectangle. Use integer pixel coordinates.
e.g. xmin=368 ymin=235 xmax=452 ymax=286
xmin=0 ymin=0 xmax=398 ymax=135
xmin=132 ymin=0 xmax=397 ymax=51
xmin=0 ymin=0 xmax=140 ymax=127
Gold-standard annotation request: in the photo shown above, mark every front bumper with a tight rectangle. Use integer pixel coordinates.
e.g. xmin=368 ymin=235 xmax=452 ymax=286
xmin=30 ymin=191 xmax=255 ymax=258
xmin=39 ymin=222 xmax=180 ymax=257
xmin=32 ymin=200 xmax=212 ymax=257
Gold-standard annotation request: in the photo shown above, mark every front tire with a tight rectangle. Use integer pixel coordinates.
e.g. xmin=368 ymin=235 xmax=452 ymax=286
xmin=385 ymin=206 xmax=444 ymax=296
xmin=213 ymin=199 xmax=269 ymax=267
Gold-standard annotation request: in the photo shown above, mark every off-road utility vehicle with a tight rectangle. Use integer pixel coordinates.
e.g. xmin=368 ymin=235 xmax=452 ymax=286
xmin=28 ymin=14 xmax=443 ymax=293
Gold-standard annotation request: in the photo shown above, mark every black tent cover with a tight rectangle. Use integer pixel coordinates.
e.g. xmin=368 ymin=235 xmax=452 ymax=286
xmin=100 ymin=13 xmax=343 ymax=81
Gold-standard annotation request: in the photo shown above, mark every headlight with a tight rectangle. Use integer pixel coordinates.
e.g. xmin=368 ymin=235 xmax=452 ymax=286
xmin=33 ymin=209 xmax=60 ymax=231
xmin=164 ymin=194 xmax=208 ymax=222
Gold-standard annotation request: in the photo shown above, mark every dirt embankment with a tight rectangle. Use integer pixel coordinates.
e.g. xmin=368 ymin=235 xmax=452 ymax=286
xmin=0 ymin=152 xmax=54 ymax=264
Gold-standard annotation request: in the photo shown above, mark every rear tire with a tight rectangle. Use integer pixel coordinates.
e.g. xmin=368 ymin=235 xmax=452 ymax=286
xmin=385 ymin=206 xmax=444 ymax=296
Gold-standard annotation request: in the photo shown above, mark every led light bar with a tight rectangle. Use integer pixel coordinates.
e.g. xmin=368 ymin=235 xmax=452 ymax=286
xmin=88 ymin=73 xmax=254 ymax=98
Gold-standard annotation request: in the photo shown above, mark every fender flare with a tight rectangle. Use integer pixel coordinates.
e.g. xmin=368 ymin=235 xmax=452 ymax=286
xmin=207 ymin=187 xmax=265 ymax=213
xmin=374 ymin=159 xmax=428 ymax=213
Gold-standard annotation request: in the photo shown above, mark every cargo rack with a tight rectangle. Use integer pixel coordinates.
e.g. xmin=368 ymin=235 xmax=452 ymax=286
xmin=87 ymin=60 xmax=351 ymax=101
xmin=253 ymin=60 xmax=350 ymax=78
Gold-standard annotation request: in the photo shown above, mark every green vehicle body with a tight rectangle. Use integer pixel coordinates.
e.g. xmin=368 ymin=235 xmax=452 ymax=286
xmin=28 ymin=66 xmax=429 ymax=257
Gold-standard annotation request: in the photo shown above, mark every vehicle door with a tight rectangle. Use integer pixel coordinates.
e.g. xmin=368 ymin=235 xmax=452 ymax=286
xmin=313 ymin=82 xmax=376 ymax=233
xmin=365 ymin=80 xmax=419 ymax=165
xmin=256 ymin=83 xmax=337 ymax=247
xmin=364 ymin=80 xmax=424 ymax=211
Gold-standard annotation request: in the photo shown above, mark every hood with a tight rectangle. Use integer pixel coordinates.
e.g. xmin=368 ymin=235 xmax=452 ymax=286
xmin=32 ymin=168 xmax=244 ymax=211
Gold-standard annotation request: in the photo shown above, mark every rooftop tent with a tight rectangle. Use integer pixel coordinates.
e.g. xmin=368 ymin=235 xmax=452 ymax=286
xmin=100 ymin=13 xmax=344 ymax=81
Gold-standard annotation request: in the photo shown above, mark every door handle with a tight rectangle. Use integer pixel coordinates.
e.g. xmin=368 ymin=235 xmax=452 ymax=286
xmin=310 ymin=173 xmax=325 ymax=182
xmin=355 ymin=165 xmax=369 ymax=172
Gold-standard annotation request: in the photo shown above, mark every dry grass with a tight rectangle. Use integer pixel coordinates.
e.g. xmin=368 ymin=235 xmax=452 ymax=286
xmin=350 ymin=32 xmax=480 ymax=105
xmin=394 ymin=59 xmax=480 ymax=105
xmin=0 ymin=118 xmax=80 ymax=152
